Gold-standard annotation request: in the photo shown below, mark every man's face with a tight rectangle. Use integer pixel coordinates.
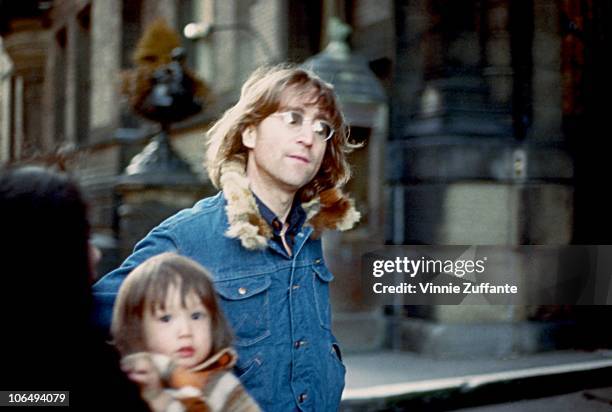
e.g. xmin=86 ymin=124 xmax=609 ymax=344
xmin=243 ymin=86 xmax=330 ymax=194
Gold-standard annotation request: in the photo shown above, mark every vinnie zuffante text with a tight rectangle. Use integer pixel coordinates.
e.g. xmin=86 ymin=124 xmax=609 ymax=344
xmin=370 ymin=257 xmax=518 ymax=295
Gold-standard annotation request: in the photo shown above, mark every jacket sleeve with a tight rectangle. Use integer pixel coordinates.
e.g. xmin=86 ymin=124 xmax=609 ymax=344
xmin=92 ymin=227 xmax=180 ymax=333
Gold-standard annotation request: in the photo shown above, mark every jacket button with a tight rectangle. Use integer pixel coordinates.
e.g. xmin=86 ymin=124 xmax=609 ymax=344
xmin=292 ymin=284 xmax=300 ymax=290
xmin=314 ymin=258 xmax=321 ymax=264
xmin=298 ymin=393 xmax=308 ymax=403
xmin=238 ymin=287 xmax=247 ymax=295
xmin=294 ymin=340 xmax=307 ymax=348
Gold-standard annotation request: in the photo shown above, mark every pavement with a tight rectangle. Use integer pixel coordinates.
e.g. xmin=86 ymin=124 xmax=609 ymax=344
xmin=453 ymin=386 xmax=612 ymax=412
xmin=340 ymin=349 xmax=612 ymax=411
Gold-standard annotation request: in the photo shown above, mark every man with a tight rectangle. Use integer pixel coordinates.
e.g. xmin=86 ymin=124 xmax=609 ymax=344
xmin=93 ymin=64 xmax=360 ymax=411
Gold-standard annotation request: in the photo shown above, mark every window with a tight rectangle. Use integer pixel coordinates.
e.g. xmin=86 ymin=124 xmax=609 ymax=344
xmin=54 ymin=27 xmax=67 ymax=143
xmin=288 ymin=0 xmax=322 ymax=62
xmin=121 ymin=0 xmax=143 ymax=69
xmin=76 ymin=5 xmax=91 ymax=144
xmin=120 ymin=0 xmax=143 ymax=129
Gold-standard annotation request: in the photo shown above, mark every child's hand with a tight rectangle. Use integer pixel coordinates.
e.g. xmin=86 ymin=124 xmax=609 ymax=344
xmin=121 ymin=353 xmax=177 ymax=412
xmin=121 ymin=352 xmax=164 ymax=401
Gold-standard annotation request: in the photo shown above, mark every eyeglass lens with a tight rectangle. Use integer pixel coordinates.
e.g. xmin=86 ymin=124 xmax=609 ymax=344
xmin=279 ymin=111 xmax=333 ymax=141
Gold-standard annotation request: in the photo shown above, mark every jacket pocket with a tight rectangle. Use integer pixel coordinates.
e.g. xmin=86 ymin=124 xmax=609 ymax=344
xmin=234 ymin=350 xmax=270 ymax=406
xmin=215 ymin=275 xmax=272 ymax=347
xmin=312 ymin=265 xmax=335 ymax=330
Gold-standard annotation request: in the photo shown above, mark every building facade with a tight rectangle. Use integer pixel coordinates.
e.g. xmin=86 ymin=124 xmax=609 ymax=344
xmin=1 ymin=0 xmax=610 ymax=355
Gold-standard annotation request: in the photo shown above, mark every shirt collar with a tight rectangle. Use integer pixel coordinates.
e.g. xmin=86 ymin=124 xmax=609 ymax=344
xmin=253 ymin=193 xmax=306 ymax=236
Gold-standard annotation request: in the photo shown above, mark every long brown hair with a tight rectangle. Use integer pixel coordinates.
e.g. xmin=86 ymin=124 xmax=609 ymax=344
xmin=205 ymin=64 xmax=359 ymax=203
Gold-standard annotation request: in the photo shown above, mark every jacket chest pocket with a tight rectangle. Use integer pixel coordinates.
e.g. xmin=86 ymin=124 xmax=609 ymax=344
xmin=312 ymin=265 xmax=335 ymax=330
xmin=215 ymin=275 xmax=272 ymax=347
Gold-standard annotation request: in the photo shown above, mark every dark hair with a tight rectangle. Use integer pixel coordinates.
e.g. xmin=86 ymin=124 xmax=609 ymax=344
xmin=112 ymin=252 xmax=234 ymax=357
xmin=0 ymin=166 xmax=150 ymax=410
xmin=0 ymin=166 xmax=91 ymax=322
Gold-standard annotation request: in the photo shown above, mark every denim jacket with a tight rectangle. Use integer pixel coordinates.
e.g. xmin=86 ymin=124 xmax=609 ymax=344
xmin=93 ymin=161 xmax=361 ymax=412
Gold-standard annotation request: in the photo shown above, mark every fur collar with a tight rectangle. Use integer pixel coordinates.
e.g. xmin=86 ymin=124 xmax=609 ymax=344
xmin=219 ymin=159 xmax=360 ymax=250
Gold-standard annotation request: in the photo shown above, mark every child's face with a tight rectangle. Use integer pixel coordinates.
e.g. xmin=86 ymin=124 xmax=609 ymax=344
xmin=143 ymin=283 xmax=212 ymax=369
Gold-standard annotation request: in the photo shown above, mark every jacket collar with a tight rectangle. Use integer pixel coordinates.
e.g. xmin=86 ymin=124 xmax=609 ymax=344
xmin=219 ymin=158 xmax=360 ymax=250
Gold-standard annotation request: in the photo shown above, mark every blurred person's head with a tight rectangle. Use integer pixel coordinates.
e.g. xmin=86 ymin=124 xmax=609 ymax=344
xmin=111 ymin=252 xmax=233 ymax=368
xmin=0 ymin=166 xmax=150 ymax=410
xmin=1 ymin=166 xmax=92 ymax=328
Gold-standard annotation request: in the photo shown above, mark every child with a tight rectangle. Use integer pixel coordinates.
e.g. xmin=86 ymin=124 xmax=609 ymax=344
xmin=111 ymin=252 xmax=261 ymax=412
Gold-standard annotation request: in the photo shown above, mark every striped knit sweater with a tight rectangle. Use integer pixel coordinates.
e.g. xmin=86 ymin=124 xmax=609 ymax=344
xmin=150 ymin=347 xmax=261 ymax=412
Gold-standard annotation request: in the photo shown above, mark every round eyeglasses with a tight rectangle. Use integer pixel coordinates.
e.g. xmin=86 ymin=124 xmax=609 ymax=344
xmin=270 ymin=111 xmax=335 ymax=142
